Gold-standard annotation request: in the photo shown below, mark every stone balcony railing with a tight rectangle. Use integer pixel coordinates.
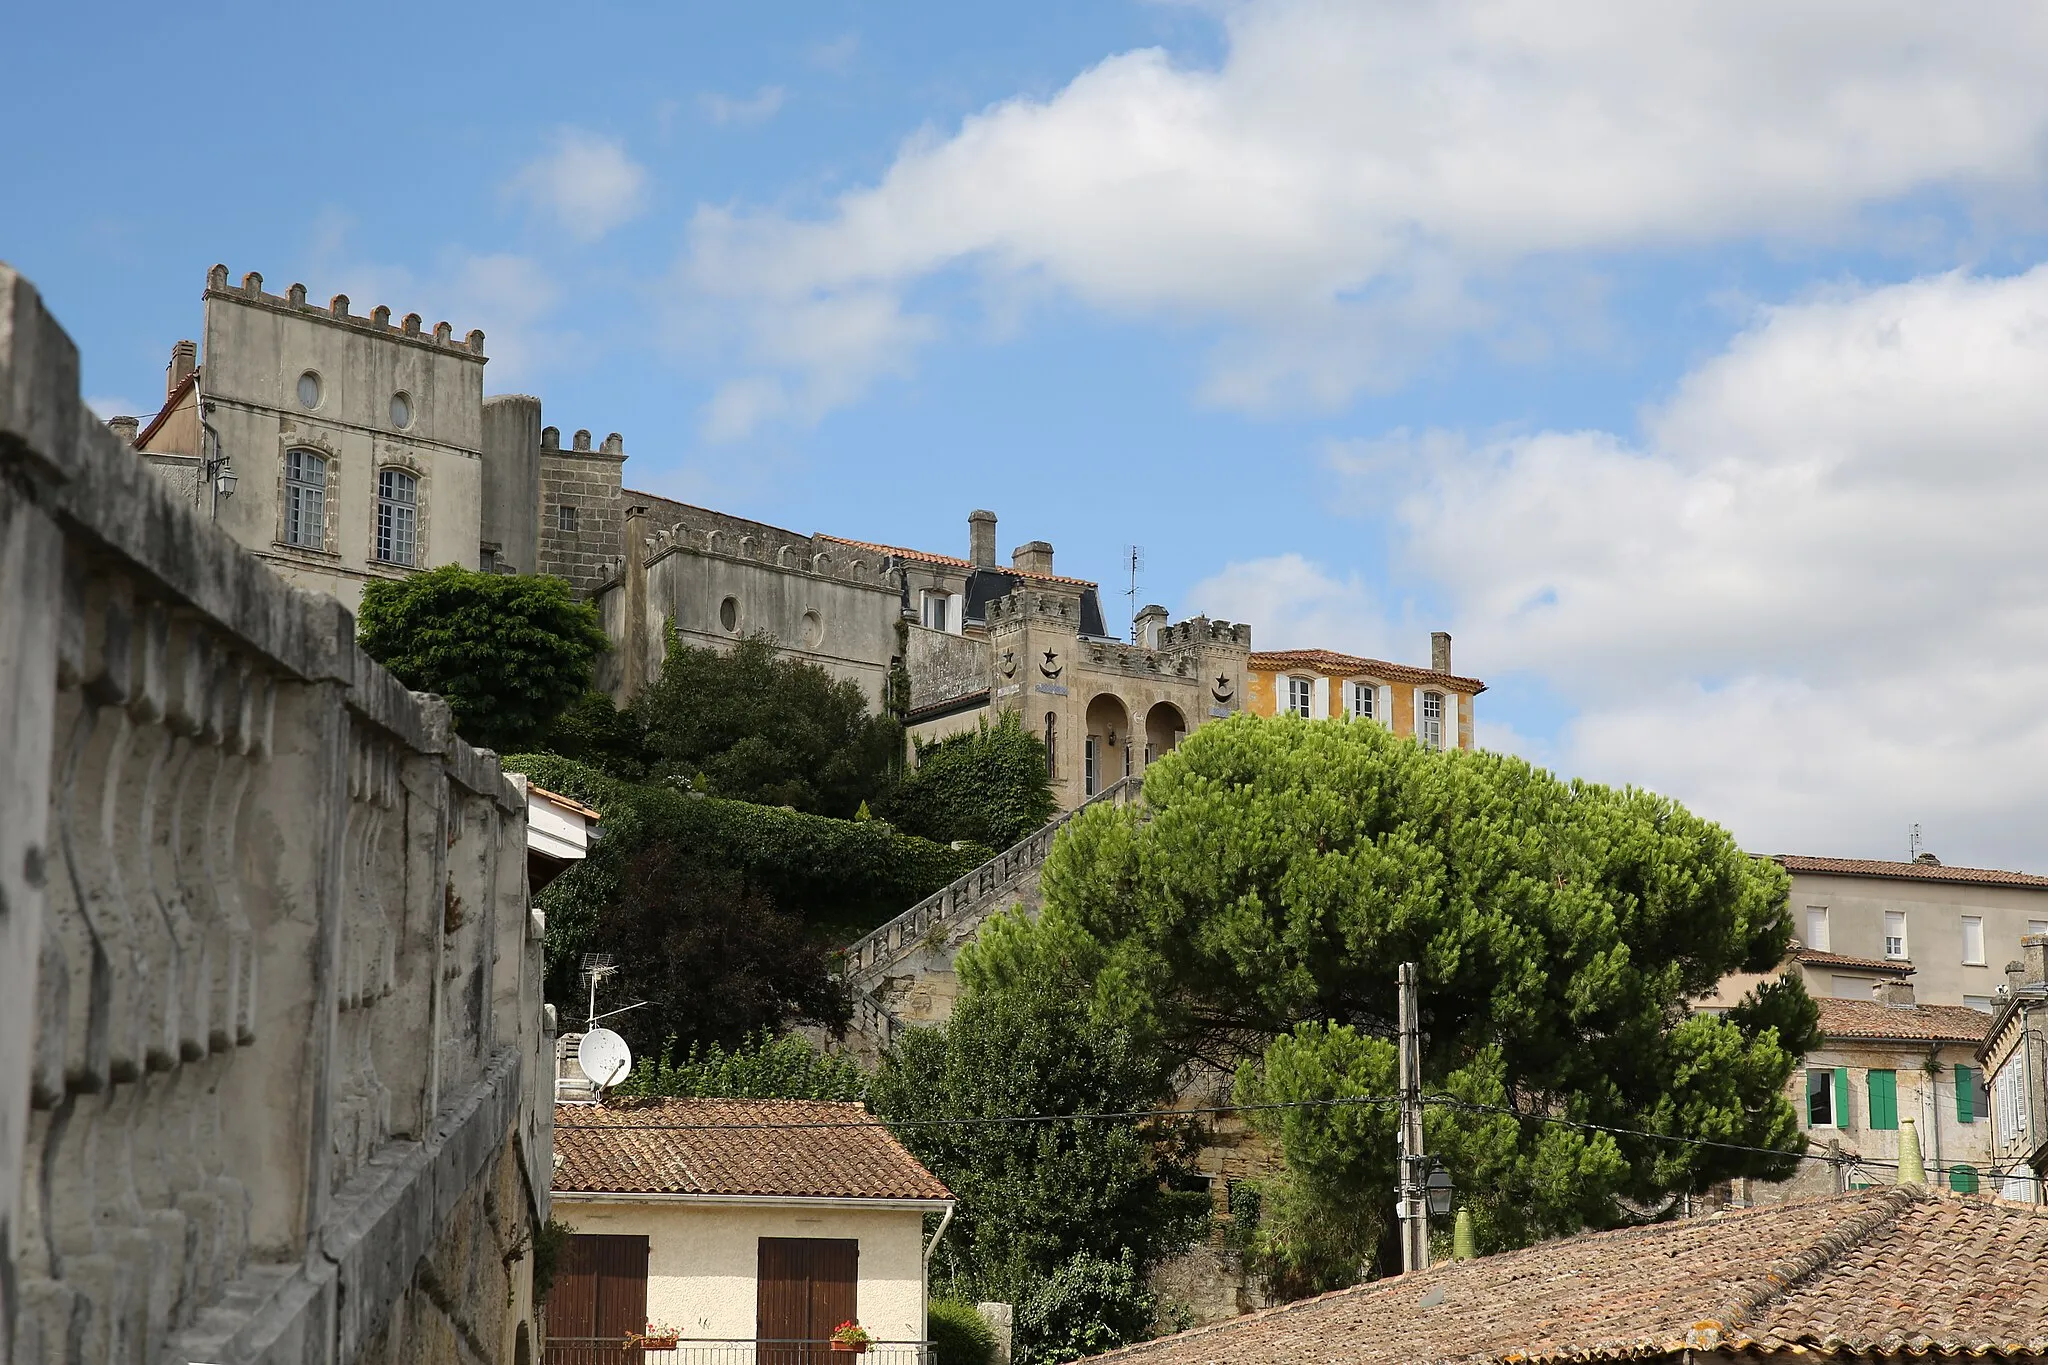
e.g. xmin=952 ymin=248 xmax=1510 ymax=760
xmin=0 ymin=265 xmax=553 ymax=1365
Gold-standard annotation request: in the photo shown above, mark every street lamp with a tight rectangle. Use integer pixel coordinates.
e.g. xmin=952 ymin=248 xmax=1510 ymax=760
xmin=1426 ymin=1164 xmax=1455 ymax=1219
xmin=201 ymin=404 xmax=235 ymax=520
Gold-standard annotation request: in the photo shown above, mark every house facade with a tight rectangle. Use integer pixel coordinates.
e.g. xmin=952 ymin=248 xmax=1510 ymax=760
xmin=549 ymin=1098 xmax=953 ymax=1362
xmin=1243 ymin=637 xmax=1484 ymax=752
xmin=1776 ymin=855 xmax=2048 ymax=1009
xmin=1979 ymin=934 xmax=2048 ymax=1202
xmin=1753 ymin=986 xmax=1997 ymax=1201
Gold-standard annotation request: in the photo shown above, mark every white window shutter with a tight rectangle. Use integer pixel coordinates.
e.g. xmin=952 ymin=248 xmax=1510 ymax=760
xmin=1448 ymin=692 xmax=1461 ymax=749
xmin=1377 ymin=684 xmax=1393 ymax=729
xmin=1311 ymin=676 xmax=1330 ymax=719
xmin=1413 ymin=687 xmax=1425 ymax=744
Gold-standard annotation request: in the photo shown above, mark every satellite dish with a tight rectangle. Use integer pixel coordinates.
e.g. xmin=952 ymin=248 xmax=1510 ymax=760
xmin=578 ymin=1028 xmax=633 ymax=1089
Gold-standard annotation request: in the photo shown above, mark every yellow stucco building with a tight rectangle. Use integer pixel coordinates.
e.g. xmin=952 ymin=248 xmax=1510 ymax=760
xmin=1245 ymin=632 xmax=1485 ymax=751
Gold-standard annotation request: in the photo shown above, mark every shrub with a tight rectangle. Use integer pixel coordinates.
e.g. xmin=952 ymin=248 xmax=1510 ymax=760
xmin=927 ymin=1299 xmax=997 ymax=1365
xmin=1012 ymin=1250 xmax=1156 ymax=1365
xmin=886 ymin=713 xmax=1057 ymax=850
xmin=618 ymin=1031 xmax=868 ymax=1101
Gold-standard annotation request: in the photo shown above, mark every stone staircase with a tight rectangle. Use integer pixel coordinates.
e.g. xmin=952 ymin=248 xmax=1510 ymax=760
xmin=844 ymin=776 xmax=1139 ymax=1048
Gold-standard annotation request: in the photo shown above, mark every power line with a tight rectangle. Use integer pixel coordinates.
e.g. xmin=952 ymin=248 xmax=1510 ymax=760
xmin=554 ymin=1093 xmax=2023 ymax=1178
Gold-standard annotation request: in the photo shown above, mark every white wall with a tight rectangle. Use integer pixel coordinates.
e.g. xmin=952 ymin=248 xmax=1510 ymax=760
xmin=557 ymin=1200 xmax=930 ymax=1343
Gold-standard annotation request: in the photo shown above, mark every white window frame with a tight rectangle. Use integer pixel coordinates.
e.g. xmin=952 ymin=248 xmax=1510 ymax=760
xmin=1805 ymin=907 xmax=1830 ymax=954
xmin=1961 ymin=915 xmax=1986 ymax=966
xmin=375 ymin=467 xmax=418 ymax=568
xmin=283 ymin=448 xmax=326 ymax=549
xmin=920 ymin=590 xmax=952 ymax=634
xmin=1420 ymin=690 xmax=1445 ymax=750
xmin=1287 ymin=676 xmax=1312 ymax=718
xmin=1884 ymin=910 xmax=1908 ymax=961
xmin=1347 ymin=680 xmax=1375 ymax=722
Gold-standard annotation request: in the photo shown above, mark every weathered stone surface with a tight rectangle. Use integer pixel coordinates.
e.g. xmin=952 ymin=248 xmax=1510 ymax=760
xmin=0 ymin=261 xmax=551 ymax=1365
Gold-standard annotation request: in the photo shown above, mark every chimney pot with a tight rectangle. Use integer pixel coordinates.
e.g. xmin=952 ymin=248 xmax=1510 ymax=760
xmin=968 ymin=509 xmax=998 ymax=568
xmin=2024 ymin=934 xmax=2048 ymax=988
xmin=1012 ymin=540 xmax=1054 ymax=576
xmin=167 ymin=339 xmax=198 ymax=397
xmin=1431 ymin=631 xmax=1452 ymax=674
xmin=1874 ymin=978 xmax=1915 ymax=1009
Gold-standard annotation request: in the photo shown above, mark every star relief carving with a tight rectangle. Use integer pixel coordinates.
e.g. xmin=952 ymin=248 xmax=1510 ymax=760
xmin=1211 ymin=674 xmax=1233 ymax=703
xmin=1040 ymin=650 xmax=1063 ymax=679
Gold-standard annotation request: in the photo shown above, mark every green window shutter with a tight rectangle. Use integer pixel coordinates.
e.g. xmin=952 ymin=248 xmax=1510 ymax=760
xmin=1834 ymin=1068 xmax=1852 ymax=1128
xmin=1868 ymin=1070 xmax=1898 ymax=1130
xmin=1956 ymin=1064 xmax=1975 ymax=1124
xmin=1949 ymin=1163 xmax=1980 ymax=1194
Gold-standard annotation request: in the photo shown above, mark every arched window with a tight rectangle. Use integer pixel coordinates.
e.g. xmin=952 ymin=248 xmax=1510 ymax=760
xmin=1044 ymin=712 xmax=1058 ymax=779
xmin=375 ymin=468 xmax=418 ymax=566
xmin=1286 ymin=676 xmax=1313 ymax=717
xmin=283 ymin=448 xmax=326 ymax=548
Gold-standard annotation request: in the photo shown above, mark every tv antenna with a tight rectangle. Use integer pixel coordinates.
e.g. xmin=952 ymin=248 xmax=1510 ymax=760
xmin=1909 ymin=823 xmax=1923 ymax=861
xmin=1123 ymin=545 xmax=1144 ymax=643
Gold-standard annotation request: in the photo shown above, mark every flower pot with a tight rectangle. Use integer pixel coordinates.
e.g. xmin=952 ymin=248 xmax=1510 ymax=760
xmin=643 ymin=1340 xmax=678 ymax=1351
xmin=829 ymin=1343 xmax=868 ymax=1354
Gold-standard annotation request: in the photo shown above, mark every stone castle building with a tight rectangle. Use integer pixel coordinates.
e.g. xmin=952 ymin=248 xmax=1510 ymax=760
xmin=116 ymin=267 xmax=1483 ymax=815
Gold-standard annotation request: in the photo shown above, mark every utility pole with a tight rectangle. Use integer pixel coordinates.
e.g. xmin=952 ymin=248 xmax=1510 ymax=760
xmin=1397 ymin=961 xmax=1430 ymax=1273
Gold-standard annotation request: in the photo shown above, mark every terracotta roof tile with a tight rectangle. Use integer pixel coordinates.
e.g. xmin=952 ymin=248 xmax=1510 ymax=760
xmin=817 ymin=534 xmax=1098 ymax=589
xmin=1814 ymin=996 xmax=1993 ymax=1044
xmin=1779 ymin=855 xmax=2048 ymax=890
xmin=1794 ymin=948 xmax=1915 ymax=975
xmin=1080 ymin=1189 xmax=2048 ymax=1363
xmin=526 ymin=784 xmax=602 ymax=821
xmin=552 ymin=1098 xmax=951 ymax=1202
xmin=1248 ymin=648 xmax=1487 ymax=695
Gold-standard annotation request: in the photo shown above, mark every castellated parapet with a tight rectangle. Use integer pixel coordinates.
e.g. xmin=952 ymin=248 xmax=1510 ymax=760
xmin=204 ymin=263 xmax=487 ymax=358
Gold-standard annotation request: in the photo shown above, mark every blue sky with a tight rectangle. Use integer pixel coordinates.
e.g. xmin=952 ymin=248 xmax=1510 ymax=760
xmin=9 ymin=1 xmax=2048 ymax=868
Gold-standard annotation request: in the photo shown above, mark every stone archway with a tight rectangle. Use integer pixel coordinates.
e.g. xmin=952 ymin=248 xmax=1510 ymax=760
xmin=1084 ymin=693 xmax=1131 ymax=796
xmin=1145 ymin=701 xmax=1187 ymax=766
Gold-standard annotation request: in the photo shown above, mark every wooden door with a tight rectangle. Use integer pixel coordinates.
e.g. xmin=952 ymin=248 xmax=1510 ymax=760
xmin=756 ymin=1238 xmax=859 ymax=1365
xmin=550 ymin=1234 xmax=649 ymax=1365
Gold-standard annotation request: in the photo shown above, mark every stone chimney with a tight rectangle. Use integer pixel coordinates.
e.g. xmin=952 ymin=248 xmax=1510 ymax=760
xmin=2024 ymin=933 xmax=2048 ymax=987
xmin=106 ymin=415 xmax=138 ymax=446
xmin=1874 ymin=978 xmax=1916 ymax=1008
xmin=1135 ymin=603 xmax=1169 ymax=649
xmin=2008 ymin=961 xmax=2029 ymax=995
xmin=969 ymin=510 xmax=998 ymax=568
xmin=1013 ymin=540 xmax=1054 ymax=576
xmin=1431 ymin=631 xmax=1452 ymax=674
xmin=167 ymin=339 xmax=197 ymax=397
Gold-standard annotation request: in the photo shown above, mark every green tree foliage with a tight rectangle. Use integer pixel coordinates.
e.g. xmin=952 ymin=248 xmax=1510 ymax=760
xmin=357 ymin=566 xmax=609 ymax=753
xmin=969 ymin=713 xmax=1815 ymax=1281
xmin=869 ymin=977 xmax=1207 ymax=1364
xmin=540 ymin=689 xmax=652 ymax=780
xmin=634 ymin=632 xmax=902 ymax=817
xmin=886 ymin=713 xmax=1058 ymax=849
xmin=504 ymin=754 xmax=985 ymax=1017
xmin=617 ymin=1030 xmax=868 ymax=1101
xmin=926 ymin=1300 xmax=997 ymax=1365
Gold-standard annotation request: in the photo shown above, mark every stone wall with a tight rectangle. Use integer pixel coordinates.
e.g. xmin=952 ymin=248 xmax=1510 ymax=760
xmin=0 ymin=264 xmax=552 ymax=1365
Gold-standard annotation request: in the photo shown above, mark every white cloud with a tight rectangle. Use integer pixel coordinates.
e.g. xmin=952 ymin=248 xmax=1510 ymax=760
xmin=1268 ymin=265 xmax=2048 ymax=867
xmin=86 ymin=395 xmax=141 ymax=421
xmin=510 ymin=128 xmax=648 ymax=243
xmin=675 ymin=0 xmax=2048 ymax=428
xmin=701 ymin=86 xmax=786 ymax=127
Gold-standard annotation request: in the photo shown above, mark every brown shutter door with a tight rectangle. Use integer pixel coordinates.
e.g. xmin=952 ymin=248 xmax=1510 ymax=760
xmin=593 ymin=1235 xmax=651 ymax=1341
xmin=551 ymin=1236 xmax=603 ymax=1339
xmin=758 ymin=1238 xmax=860 ymax=1365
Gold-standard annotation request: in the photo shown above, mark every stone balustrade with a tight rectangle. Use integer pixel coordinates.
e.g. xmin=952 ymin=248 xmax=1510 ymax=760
xmin=1 ymin=265 xmax=552 ymax=1365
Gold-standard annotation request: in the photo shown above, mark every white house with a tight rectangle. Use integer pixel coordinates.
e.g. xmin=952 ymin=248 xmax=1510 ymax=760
xmin=549 ymin=1097 xmax=953 ymax=1364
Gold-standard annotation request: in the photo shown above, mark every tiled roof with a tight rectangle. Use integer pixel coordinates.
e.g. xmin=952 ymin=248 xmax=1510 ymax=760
xmin=526 ymin=784 xmax=602 ymax=821
xmin=1779 ymin=855 xmax=2048 ymax=890
xmin=1794 ymin=948 xmax=1915 ymax=975
xmin=1815 ymin=996 xmax=1993 ymax=1044
xmin=552 ymin=1098 xmax=952 ymax=1202
xmin=1081 ymin=1189 xmax=2048 ymax=1363
xmin=817 ymin=534 xmax=1098 ymax=589
xmin=1248 ymin=648 xmax=1487 ymax=695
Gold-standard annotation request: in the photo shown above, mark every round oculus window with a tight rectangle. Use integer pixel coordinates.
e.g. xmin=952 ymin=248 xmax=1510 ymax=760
xmin=719 ymin=596 xmax=739 ymax=632
xmin=390 ymin=392 xmax=413 ymax=429
xmin=296 ymin=371 xmax=321 ymax=409
xmin=802 ymin=610 xmax=823 ymax=647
